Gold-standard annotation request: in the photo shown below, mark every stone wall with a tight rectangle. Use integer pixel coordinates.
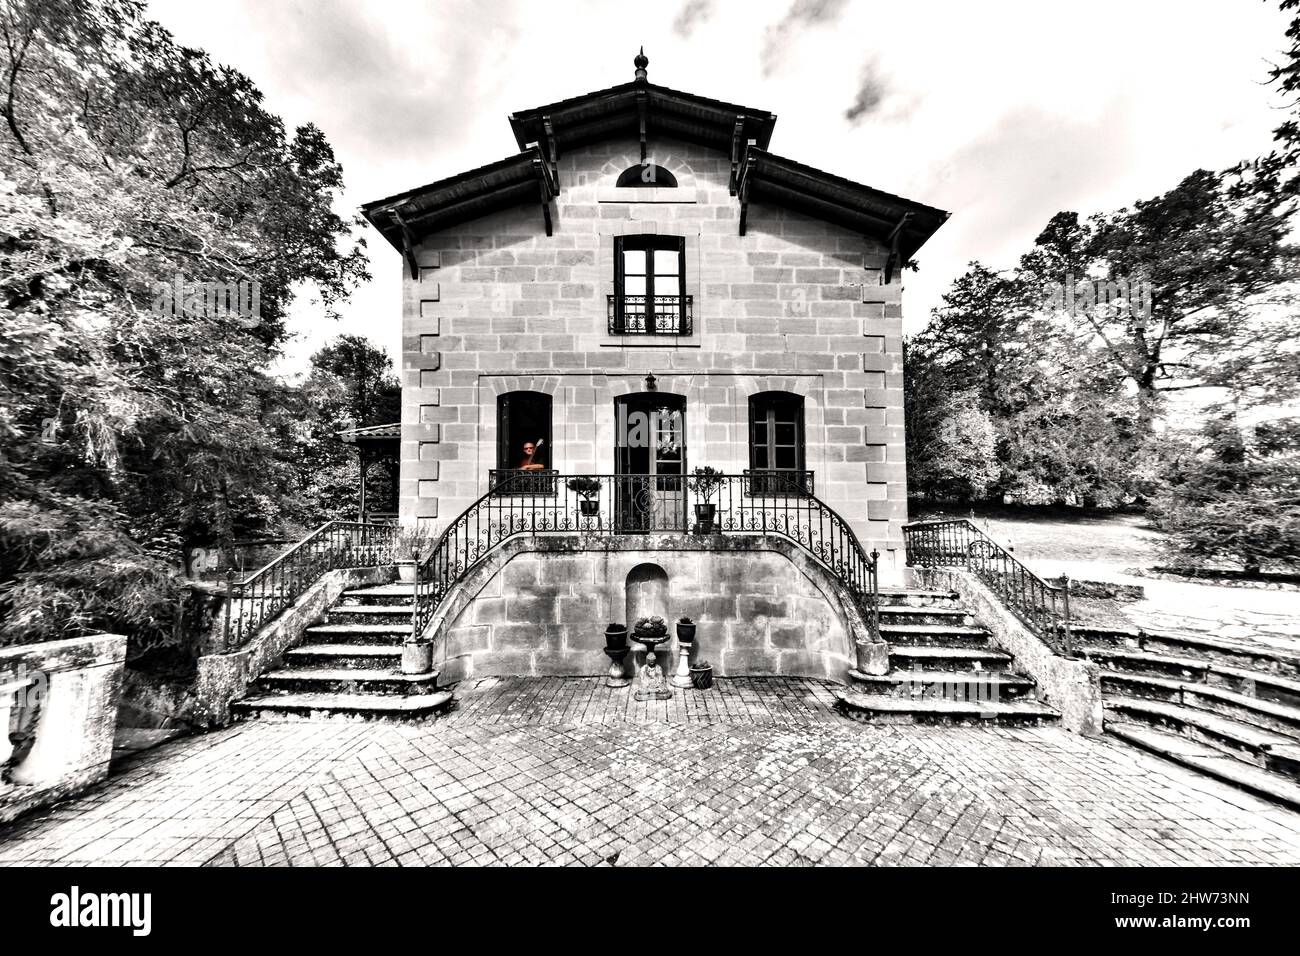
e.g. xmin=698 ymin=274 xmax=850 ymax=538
xmin=0 ymin=633 xmax=126 ymax=824
xmin=435 ymin=538 xmax=855 ymax=683
xmin=398 ymin=135 xmax=909 ymax=577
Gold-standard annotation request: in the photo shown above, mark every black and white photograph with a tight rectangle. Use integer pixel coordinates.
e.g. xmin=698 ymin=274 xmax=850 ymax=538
xmin=0 ymin=0 xmax=1296 ymax=928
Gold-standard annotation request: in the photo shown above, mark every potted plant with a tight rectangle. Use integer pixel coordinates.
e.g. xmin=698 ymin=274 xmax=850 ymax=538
xmin=633 ymin=614 xmax=668 ymax=639
xmin=604 ymin=622 xmax=628 ymax=650
xmin=676 ymin=616 xmax=696 ymax=643
xmin=393 ymin=528 xmax=434 ymax=584
xmin=567 ymin=476 xmax=602 ymax=517
xmin=688 ymin=466 xmax=724 ymax=533
xmin=689 ymin=659 xmax=714 ymax=689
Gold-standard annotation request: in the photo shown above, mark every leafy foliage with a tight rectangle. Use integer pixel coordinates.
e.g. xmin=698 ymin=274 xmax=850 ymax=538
xmin=1151 ymin=415 xmax=1300 ymax=572
xmin=0 ymin=0 xmax=369 ymax=647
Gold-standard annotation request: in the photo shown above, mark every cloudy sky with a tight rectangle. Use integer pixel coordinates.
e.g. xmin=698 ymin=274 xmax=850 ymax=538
xmin=147 ymin=0 xmax=1292 ymax=377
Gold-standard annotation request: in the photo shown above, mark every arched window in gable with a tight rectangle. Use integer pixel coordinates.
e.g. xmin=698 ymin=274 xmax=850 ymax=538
xmin=616 ymin=163 xmax=679 ymax=188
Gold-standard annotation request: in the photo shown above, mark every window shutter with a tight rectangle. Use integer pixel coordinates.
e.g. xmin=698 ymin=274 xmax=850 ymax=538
xmin=497 ymin=393 xmax=512 ymax=470
xmin=676 ymin=236 xmax=687 ymax=325
xmin=613 ymin=237 xmax=625 ymax=332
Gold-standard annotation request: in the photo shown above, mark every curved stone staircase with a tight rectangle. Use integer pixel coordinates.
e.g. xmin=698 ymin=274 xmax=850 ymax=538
xmin=1078 ymin=625 xmax=1300 ymax=809
xmin=232 ymin=583 xmax=453 ymax=721
xmin=834 ymin=587 xmax=1059 ymax=726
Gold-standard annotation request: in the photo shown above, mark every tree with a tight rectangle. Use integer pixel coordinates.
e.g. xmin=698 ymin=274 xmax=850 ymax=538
xmin=0 ymin=0 xmax=368 ymax=647
xmin=904 ymin=344 xmax=998 ymax=502
xmin=1023 ymin=172 xmax=1299 ymax=429
xmin=906 ymin=260 xmax=1145 ymax=506
xmin=291 ymin=336 xmax=401 ymax=525
xmin=1150 ymin=413 xmax=1300 ymax=573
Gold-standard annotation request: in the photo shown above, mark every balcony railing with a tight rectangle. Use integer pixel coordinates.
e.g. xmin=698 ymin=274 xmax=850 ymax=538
xmin=903 ymin=518 xmax=1074 ymax=656
xmin=607 ymin=294 xmax=693 ymax=335
xmin=412 ymin=471 xmax=879 ymax=643
xmin=222 ymin=520 xmax=400 ymax=651
xmin=488 ymin=469 xmax=559 ymax=495
xmin=744 ymin=469 xmax=814 ymax=496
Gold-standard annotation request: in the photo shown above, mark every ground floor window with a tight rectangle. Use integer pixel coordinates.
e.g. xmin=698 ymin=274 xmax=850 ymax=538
xmin=748 ymin=391 xmax=808 ymax=494
xmin=494 ymin=391 xmax=554 ymax=493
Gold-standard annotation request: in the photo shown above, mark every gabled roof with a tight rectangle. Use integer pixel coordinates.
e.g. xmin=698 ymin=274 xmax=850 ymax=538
xmin=362 ymin=145 xmax=557 ymax=277
xmin=508 ymin=80 xmax=776 ymax=156
xmin=737 ymin=148 xmax=950 ymax=266
xmin=361 ymin=53 xmax=950 ymax=271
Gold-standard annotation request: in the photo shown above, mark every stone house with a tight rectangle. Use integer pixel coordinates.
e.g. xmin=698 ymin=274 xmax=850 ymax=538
xmin=360 ymin=52 xmax=948 ymax=682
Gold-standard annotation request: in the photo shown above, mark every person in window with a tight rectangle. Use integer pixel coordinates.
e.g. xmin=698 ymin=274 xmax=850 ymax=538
xmin=516 ymin=440 xmax=546 ymax=471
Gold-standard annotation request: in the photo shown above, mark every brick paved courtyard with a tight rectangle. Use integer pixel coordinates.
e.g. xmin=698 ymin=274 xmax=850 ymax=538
xmin=3 ymin=677 xmax=1300 ymax=866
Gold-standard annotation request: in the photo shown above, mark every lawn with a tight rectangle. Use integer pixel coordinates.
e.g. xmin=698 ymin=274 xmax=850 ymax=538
xmin=910 ymin=503 xmax=1300 ymax=653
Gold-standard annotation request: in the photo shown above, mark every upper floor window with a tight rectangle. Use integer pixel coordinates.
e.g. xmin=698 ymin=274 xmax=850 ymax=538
xmin=748 ymin=392 xmax=810 ymax=495
xmin=615 ymin=163 xmax=678 ymax=188
xmin=610 ymin=234 xmax=691 ymax=335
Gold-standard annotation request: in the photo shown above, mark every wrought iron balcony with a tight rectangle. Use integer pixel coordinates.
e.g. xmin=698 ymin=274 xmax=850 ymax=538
xmin=743 ymin=469 xmax=814 ymax=496
xmin=413 ymin=472 xmax=880 ymax=644
xmin=607 ymin=294 xmax=693 ymax=335
xmin=488 ymin=468 xmax=559 ymax=495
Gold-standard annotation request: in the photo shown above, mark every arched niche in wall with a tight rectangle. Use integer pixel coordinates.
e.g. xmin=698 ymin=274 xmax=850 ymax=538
xmin=624 ymin=563 xmax=669 ymax=643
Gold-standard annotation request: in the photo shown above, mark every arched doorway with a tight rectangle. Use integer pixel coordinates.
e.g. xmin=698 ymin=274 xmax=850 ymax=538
xmin=613 ymin=392 xmax=686 ymax=532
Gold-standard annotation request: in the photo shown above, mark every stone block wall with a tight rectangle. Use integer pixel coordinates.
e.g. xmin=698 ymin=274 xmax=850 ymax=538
xmin=400 ymin=135 xmax=909 ymax=574
xmin=436 ymin=543 xmax=853 ymax=683
xmin=1 ymin=633 xmax=126 ymax=824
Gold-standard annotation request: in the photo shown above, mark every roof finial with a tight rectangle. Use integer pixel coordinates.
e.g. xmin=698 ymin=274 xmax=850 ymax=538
xmin=634 ymin=46 xmax=649 ymax=83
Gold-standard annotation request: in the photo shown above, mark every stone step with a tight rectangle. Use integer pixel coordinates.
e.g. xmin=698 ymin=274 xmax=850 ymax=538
xmin=879 ymin=623 xmax=991 ymax=648
xmin=1204 ymin=664 xmax=1300 ymax=710
xmin=1088 ymin=644 xmax=1300 ymax=709
xmin=1107 ymin=723 xmax=1300 ymax=810
xmin=847 ymin=668 xmax=1036 ymax=700
xmin=1082 ymin=647 xmax=1210 ymax=681
xmin=339 ymin=584 xmax=417 ymax=607
xmin=232 ymin=690 xmax=454 ymax=723
xmin=254 ymin=668 xmax=440 ymax=696
xmin=1079 ymin=627 xmax=1300 ymax=681
xmin=285 ymin=644 xmax=403 ymax=668
xmin=303 ymin=623 xmax=409 ymax=645
xmin=325 ymin=605 xmax=415 ymax=625
xmin=876 ymin=588 xmax=962 ymax=609
xmin=1270 ymin=744 xmax=1300 ymax=781
xmin=1105 ymin=697 xmax=1296 ymax=767
xmin=1143 ymin=631 xmax=1300 ymax=680
xmin=887 ymin=645 xmax=1014 ymax=672
xmin=1101 ymin=673 xmax=1300 ymax=740
xmin=1068 ymin=625 xmax=1142 ymax=650
xmin=876 ymin=605 xmax=975 ymax=627
xmin=834 ymin=688 xmax=1057 ymax=726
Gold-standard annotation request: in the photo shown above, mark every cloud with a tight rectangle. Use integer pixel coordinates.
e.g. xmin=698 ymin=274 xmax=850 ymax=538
xmin=844 ymin=59 xmax=889 ymax=123
xmin=761 ymin=0 xmax=849 ymax=76
xmin=843 ymin=57 xmax=921 ymax=126
xmin=672 ymin=0 xmax=715 ymax=38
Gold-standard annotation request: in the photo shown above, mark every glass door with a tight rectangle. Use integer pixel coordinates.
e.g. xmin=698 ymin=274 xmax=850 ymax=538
xmin=614 ymin=394 xmax=686 ymax=532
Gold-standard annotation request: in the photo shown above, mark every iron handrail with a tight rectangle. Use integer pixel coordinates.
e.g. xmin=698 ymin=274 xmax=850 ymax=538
xmin=222 ymin=520 xmax=400 ymax=652
xmin=411 ymin=472 xmax=880 ymax=642
xmin=902 ymin=518 xmax=1074 ymax=656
